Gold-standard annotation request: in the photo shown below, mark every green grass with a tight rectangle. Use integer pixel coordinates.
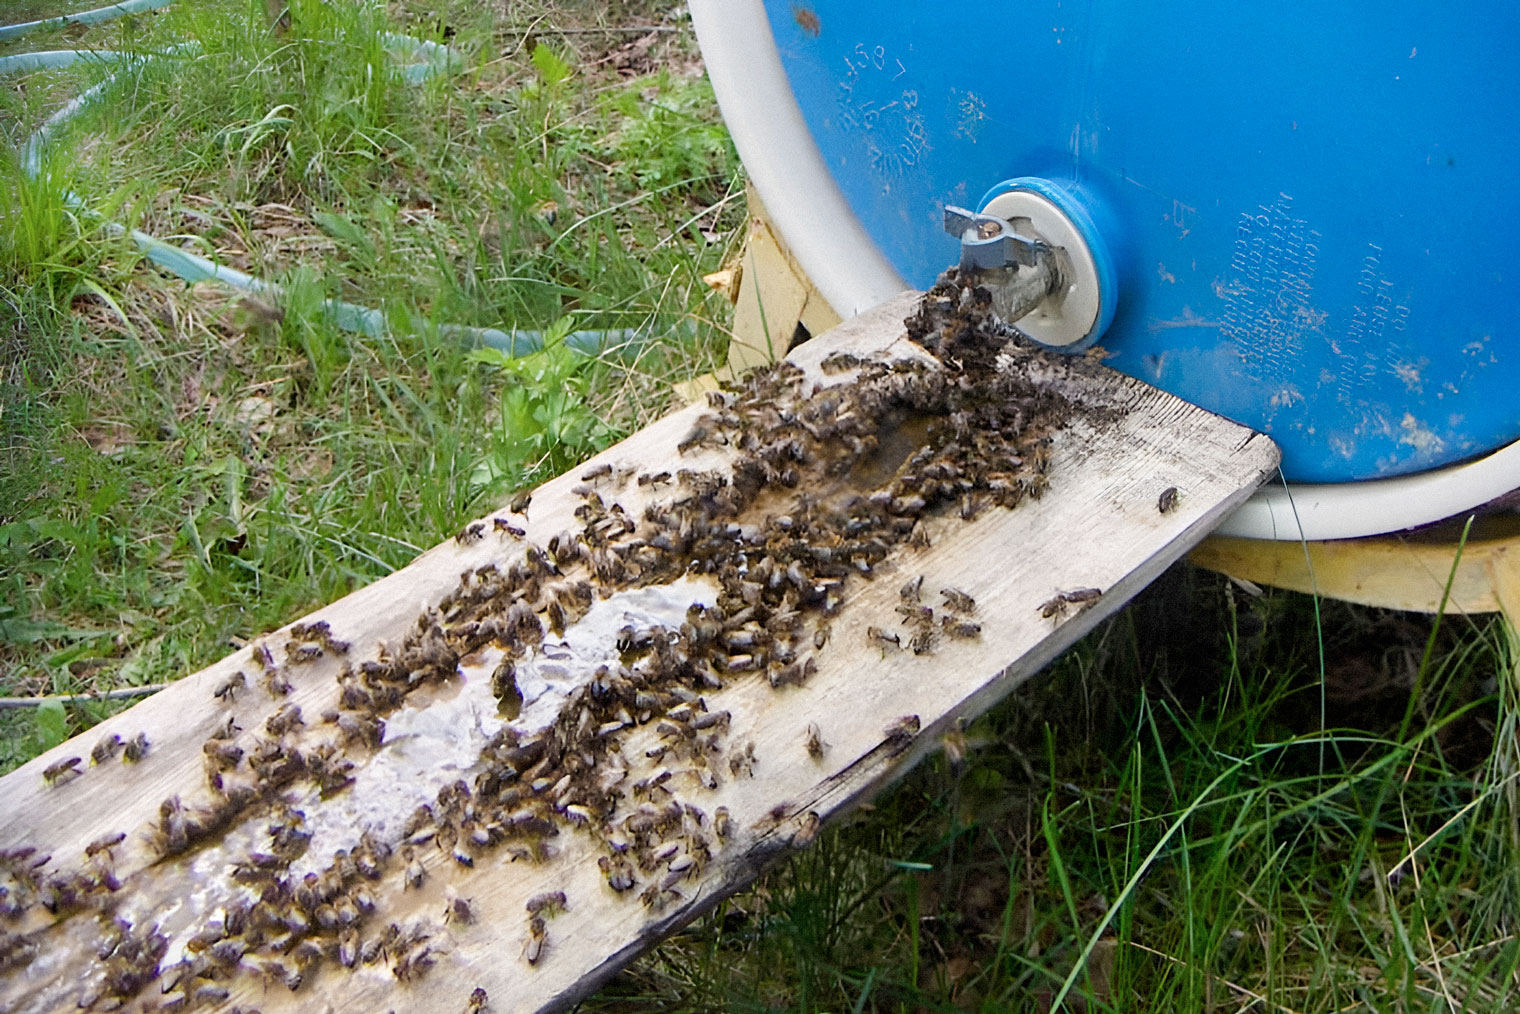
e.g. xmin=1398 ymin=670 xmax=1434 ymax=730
xmin=602 ymin=581 xmax=1519 ymax=1013
xmin=0 ymin=0 xmax=739 ymax=757
xmin=3 ymin=2 xmax=1519 ymax=1011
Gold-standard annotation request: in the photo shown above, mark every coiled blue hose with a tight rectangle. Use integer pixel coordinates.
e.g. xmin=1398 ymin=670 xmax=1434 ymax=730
xmin=3 ymin=2 xmax=644 ymax=358
xmin=0 ymin=0 xmax=174 ymax=42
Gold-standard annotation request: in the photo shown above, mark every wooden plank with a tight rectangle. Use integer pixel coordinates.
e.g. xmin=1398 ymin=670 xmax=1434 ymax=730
xmin=0 ymin=289 xmax=1278 ymax=1014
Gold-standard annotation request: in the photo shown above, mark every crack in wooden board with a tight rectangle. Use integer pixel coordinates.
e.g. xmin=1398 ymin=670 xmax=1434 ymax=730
xmin=0 ymin=291 xmax=1280 ymax=1014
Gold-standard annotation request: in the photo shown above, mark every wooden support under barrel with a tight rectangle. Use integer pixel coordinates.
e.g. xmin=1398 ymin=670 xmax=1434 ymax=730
xmin=0 ymin=289 xmax=1278 ymax=1014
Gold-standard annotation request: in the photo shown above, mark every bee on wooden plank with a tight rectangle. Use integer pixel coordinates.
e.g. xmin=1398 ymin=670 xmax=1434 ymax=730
xmin=941 ymin=617 xmax=982 ymax=639
xmin=402 ymin=846 xmax=426 ymax=890
xmin=508 ymin=490 xmax=532 ymax=516
xmin=525 ymin=890 xmax=567 ymax=916
xmin=493 ymin=517 xmax=526 ymax=538
xmin=90 ymin=734 xmax=123 ymax=765
xmin=81 ymin=832 xmax=125 ymax=862
xmin=866 ymin=626 xmax=900 ymax=649
xmin=467 ymin=987 xmax=490 ymax=1014
xmin=523 ymin=915 xmax=548 ymax=966
xmin=940 ymin=587 xmax=976 ymax=614
xmin=713 ymin=806 xmax=733 ymax=843
xmin=1038 ymin=586 xmax=1103 ymax=619
xmin=727 ymin=741 xmax=756 ymax=778
xmin=1157 ymin=486 xmax=1180 ymax=514
xmin=264 ymin=703 xmax=303 ymax=736
xmin=804 ymin=722 xmax=826 ymax=760
xmin=820 ymin=351 xmax=865 ymax=373
xmin=285 ymin=641 xmax=324 ymax=664
xmin=899 ymin=574 xmax=924 ymax=604
xmin=122 ymin=732 xmax=150 ymax=763
xmin=580 ymin=462 xmax=613 ymax=483
xmin=393 ymin=942 xmax=437 ymax=982
xmin=884 ymin=715 xmax=921 ymax=748
xmin=599 ymin=854 xmax=636 ymax=892
xmin=444 ymin=888 xmax=474 ymax=925
xmin=202 ymin=740 xmax=243 ymax=772
xmin=791 ymin=811 xmax=821 ymax=848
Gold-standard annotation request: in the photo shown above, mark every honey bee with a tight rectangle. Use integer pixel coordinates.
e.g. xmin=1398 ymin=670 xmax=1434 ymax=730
xmin=942 ymin=720 xmax=966 ymax=778
xmin=455 ymin=522 xmax=486 ymax=544
xmin=493 ymin=517 xmax=526 ymax=538
xmin=546 ymin=599 xmax=567 ymax=638
xmin=1039 ymin=586 xmax=1102 ymax=619
xmin=804 ymin=722 xmax=826 ymax=760
xmin=335 ymin=926 xmax=360 ymax=968
xmin=638 ymin=883 xmax=678 ymax=911
xmin=508 ymin=490 xmax=532 ymax=516
xmin=286 ymin=641 xmax=323 ymax=664
xmin=523 ymin=915 xmax=547 ymax=965
xmin=122 ymin=733 xmax=150 ymax=763
xmin=402 ymin=846 xmax=426 ymax=890
xmin=713 ymin=806 xmax=733 ymax=843
xmin=598 ymin=854 xmax=636 ymax=892
xmin=866 ymin=626 xmax=900 ymax=649
xmin=940 ymin=587 xmax=976 ymax=613
xmin=264 ymin=704 xmax=303 ymax=736
xmin=467 ymin=987 xmax=490 ymax=1014
xmin=209 ymin=715 xmax=240 ymax=740
xmin=676 ymin=422 xmax=726 ymax=454
xmin=941 ymin=618 xmax=982 ymax=639
xmin=261 ymin=667 xmax=293 ymax=697
xmin=1157 ymin=486 xmax=1180 ymax=514
xmin=202 ymin=740 xmax=244 ymax=771
xmin=525 ymin=890 xmax=567 ymax=916
xmin=84 ymin=831 xmax=126 ymax=857
xmin=899 ymin=575 xmax=924 ymax=604
xmin=883 ymin=714 xmax=921 ymax=748
xmin=90 ymin=734 xmax=123 ymax=765
xmin=580 ymin=462 xmax=613 ymax=482
xmin=791 ymin=811 xmax=821 ymax=847
xmin=769 ymin=657 xmax=816 ymax=688
xmin=42 ymin=755 xmax=82 ymax=787
xmin=819 ymin=351 xmax=864 ymax=373
xmin=393 ymin=942 xmax=437 ymax=982
xmin=444 ymin=888 xmax=475 ymax=925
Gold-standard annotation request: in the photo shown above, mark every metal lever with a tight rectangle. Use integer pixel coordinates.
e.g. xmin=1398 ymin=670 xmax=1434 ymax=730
xmin=943 ymin=205 xmax=1047 ymax=270
xmin=942 ymin=205 xmax=1063 ymax=326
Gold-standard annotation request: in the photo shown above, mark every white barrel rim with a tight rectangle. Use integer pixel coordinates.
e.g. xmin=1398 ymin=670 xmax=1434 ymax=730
xmin=690 ymin=0 xmax=1520 ymax=542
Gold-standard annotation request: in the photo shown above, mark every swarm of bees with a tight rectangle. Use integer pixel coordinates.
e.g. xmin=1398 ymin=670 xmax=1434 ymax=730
xmin=2 ymin=267 xmax=1119 ymax=1012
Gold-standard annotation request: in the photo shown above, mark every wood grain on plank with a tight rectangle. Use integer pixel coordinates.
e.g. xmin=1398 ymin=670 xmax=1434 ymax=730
xmin=0 ymin=291 xmax=1279 ymax=1014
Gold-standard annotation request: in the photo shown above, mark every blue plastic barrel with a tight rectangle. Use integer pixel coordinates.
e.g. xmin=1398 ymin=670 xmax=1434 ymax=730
xmin=693 ymin=1 xmax=1520 ymax=539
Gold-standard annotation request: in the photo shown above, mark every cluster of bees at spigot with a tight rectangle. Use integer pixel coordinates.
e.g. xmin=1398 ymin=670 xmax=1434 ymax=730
xmin=1 ymin=269 xmax=1119 ymax=1013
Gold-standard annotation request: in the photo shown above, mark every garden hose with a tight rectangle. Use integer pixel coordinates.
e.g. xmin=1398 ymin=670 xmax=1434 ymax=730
xmin=3 ymin=2 xmax=645 ymax=358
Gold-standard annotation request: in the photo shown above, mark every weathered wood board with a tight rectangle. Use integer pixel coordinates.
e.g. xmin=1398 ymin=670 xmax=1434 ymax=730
xmin=0 ymin=290 xmax=1279 ymax=1014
